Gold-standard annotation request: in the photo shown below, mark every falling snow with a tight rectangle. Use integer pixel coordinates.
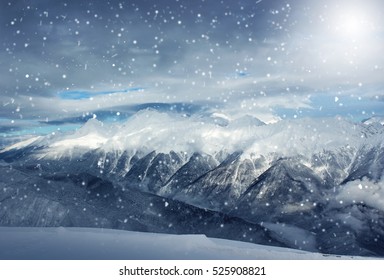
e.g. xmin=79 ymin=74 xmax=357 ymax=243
xmin=0 ymin=0 xmax=384 ymax=259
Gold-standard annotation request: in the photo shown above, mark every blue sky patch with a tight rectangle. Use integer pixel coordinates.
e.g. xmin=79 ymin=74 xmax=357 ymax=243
xmin=58 ymin=88 xmax=144 ymax=100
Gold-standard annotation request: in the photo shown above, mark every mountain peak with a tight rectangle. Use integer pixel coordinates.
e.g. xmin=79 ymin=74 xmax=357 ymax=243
xmin=76 ymin=118 xmax=106 ymax=136
xmin=362 ymin=116 xmax=384 ymax=126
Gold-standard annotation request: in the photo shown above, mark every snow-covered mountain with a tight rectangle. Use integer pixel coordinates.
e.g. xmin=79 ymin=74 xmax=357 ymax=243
xmin=363 ymin=116 xmax=384 ymax=126
xmin=1 ymin=109 xmax=384 ymax=257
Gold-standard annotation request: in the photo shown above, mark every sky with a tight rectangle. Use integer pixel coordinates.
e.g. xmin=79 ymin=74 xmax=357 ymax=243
xmin=1 ymin=0 xmax=384 ymax=144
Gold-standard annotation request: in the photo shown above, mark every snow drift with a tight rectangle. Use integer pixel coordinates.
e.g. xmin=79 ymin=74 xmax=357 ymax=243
xmin=0 ymin=227 xmax=370 ymax=260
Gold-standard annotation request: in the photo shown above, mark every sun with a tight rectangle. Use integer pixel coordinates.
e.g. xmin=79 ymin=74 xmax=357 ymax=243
xmin=329 ymin=5 xmax=376 ymax=40
xmin=339 ymin=11 xmax=365 ymax=36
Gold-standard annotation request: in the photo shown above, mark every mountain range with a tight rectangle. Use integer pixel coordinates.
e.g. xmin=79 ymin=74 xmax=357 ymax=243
xmin=1 ymin=110 xmax=383 ymax=257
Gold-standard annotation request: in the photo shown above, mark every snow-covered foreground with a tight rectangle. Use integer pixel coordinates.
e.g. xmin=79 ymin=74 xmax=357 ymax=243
xmin=0 ymin=227 xmax=371 ymax=260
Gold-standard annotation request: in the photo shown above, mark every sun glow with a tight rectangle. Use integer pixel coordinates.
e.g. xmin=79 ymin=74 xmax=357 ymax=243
xmin=329 ymin=5 xmax=377 ymax=40
xmin=338 ymin=11 xmax=365 ymax=36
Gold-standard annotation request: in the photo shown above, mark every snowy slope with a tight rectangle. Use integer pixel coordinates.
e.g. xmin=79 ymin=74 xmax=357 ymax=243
xmin=0 ymin=227 xmax=370 ymax=260
xmin=0 ymin=136 xmax=42 ymax=153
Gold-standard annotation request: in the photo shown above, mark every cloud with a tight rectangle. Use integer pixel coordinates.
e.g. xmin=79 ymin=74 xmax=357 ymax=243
xmin=0 ymin=126 xmax=19 ymax=134
xmin=40 ymin=102 xmax=207 ymax=125
xmin=0 ymin=0 xmax=384 ymax=138
xmin=337 ymin=178 xmax=384 ymax=212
